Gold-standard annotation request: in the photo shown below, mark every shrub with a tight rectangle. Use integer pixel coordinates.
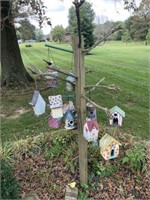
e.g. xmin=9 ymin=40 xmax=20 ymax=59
xmin=25 ymin=44 xmax=32 ymax=47
xmin=1 ymin=160 xmax=20 ymax=199
xmin=122 ymin=143 xmax=146 ymax=172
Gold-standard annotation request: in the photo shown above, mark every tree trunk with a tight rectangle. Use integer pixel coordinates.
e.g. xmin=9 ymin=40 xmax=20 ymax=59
xmin=1 ymin=1 xmax=33 ymax=87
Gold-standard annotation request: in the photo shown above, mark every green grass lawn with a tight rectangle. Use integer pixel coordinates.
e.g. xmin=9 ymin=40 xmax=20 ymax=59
xmin=1 ymin=41 xmax=149 ymax=142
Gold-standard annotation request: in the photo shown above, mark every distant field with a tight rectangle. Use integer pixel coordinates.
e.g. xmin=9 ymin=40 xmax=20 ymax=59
xmin=18 ymin=41 xmax=149 ymax=139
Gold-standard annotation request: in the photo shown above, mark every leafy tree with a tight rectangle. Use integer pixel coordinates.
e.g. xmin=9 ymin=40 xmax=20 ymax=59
xmin=129 ymin=0 xmax=149 ymax=41
xmin=18 ymin=18 xmax=36 ymax=40
xmin=68 ymin=1 xmax=95 ymax=49
xmin=123 ymin=17 xmax=133 ymax=39
xmin=122 ymin=29 xmax=131 ymax=43
xmin=1 ymin=0 xmax=50 ymax=87
xmin=130 ymin=15 xmax=149 ymax=41
xmin=51 ymin=25 xmax=65 ymax=42
xmin=134 ymin=0 xmax=150 ymax=20
xmin=94 ymin=18 xmax=114 ymax=40
xmin=34 ymin=28 xmax=44 ymax=42
xmin=146 ymin=29 xmax=150 ymax=45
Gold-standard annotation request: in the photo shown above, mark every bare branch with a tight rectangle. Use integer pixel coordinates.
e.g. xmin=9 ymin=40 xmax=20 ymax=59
xmin=85 ymin=24 xmax=122 ymax=54
xmin=86 ymin=77 xmax=105 ymax=94
xmin=82 ymin=95 xmax=109 ymax=114
xmin=28 ymin=65 xmax=76 ymax=85
xmin=85 ymin=84 xmax=120 ymax=91
xmin=45 ymin=65 xmax=77 ymax=79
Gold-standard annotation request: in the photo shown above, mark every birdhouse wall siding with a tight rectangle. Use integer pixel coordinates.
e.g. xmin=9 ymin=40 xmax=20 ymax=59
xmin=101 ymin=143 xmax=120 ymax=160
xmin=118 ymin=115 xmax=123 ymax=126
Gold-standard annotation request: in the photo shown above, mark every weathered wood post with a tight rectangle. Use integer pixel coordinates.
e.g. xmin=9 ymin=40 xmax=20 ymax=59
xmin=72 ymin=36 xmax=88 ymax=184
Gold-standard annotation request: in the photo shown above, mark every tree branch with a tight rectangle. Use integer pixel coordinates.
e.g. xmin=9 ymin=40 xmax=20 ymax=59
xmin=82 ymin=95 xmax=109 ymax=114
xmin=28 ymin=67 xmax=76 ymax=85
xmin=85 ymin=24 xmax=122 ymax=54
xmin=46 ymin=66 xmax=77 ymax=79
xmin=86 ymin=77 xmax=105 ymax=94
xmin=85 ymin=84 xmax=120 ymax=91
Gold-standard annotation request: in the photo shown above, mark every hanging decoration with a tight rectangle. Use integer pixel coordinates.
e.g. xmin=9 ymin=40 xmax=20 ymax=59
xmin=86 ymin=102 xmax=97 ymax=120
xmin=29 ymin=90 xmax=46 ymax=116
xmin=46 ymin=68 xmax=58 ymax=88
xmin=63 ymin=101 xmax=77 ymax=130
xmin=99 ymin=133 xmax=122 ymax=160
xmin=66 ymin=75 xmax=76 ymax=91
xmin=83 ymin=119 xmax=99 ymax=142
xmin=43 ymin=58 xmax=58 ymax=88
xmin=109 ymin=106 xmax=125 ymax=126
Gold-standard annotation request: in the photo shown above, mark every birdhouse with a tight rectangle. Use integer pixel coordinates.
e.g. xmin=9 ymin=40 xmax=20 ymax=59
xmin=48 ymin=115 xmax=61 ymax=129
xmin=46 ymin=69 xmax=58 ymax=88
xmin=99 ymin=133 xmax=122 ymax=160
xmin=64 ymin=110 xmax=76 ymax=130
xmin=66 ymin=75 xmax=76 ymax=91
xmin=109 ymin=106 xmax=125 ymax=126
xmin=48 ymin=95 xmax=63 ymax=109
xmin=86 ymin=102 xmax=97 ymax=120
xmin=83 ymin=119 xmax=99 ymax=142
xmin=29 ymin=90 xmax=46 ymax=116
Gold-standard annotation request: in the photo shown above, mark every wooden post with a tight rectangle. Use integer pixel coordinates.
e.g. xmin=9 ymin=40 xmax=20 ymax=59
xmin=72 ymin=36 xmax=87 ymax=184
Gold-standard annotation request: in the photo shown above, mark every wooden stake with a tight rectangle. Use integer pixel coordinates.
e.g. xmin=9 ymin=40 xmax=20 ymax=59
xmin=73 ymin=36 xmax=87 ymax=184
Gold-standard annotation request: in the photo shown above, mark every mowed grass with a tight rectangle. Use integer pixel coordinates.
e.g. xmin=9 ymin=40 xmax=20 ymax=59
xmin=1 ymin=41 xmax=149 ymax=142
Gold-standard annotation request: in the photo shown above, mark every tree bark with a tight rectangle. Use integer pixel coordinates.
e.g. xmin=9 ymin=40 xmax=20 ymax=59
xmin=1 ymin=1 xmax=33 ymax=87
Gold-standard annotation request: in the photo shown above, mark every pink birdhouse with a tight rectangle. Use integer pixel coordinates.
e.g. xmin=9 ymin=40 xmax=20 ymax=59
xmin=83 ymin=119 xmax=99 ymax=142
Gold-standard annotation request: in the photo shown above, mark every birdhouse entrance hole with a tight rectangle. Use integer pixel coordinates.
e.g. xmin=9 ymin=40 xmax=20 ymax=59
xmin=69 ymin=120 xmax=74 ymax=125
xmin=111 ymin=149 xmax=115 ymax=157
xmin=113 ymin=117 xmax=118 ymax=125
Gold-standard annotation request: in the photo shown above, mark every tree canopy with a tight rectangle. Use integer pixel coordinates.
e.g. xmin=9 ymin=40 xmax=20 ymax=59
xmin=68 ymin=1 xmax=95 ymax=49
xmin=51 ymin=25 xmax=65 ymax=42
xmin=17 ymin=19 xmax=36 ymax=40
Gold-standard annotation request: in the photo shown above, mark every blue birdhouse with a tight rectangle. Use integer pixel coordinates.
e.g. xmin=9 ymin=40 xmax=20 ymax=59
xmin=64 ymin=110 xmax=76 ymax=130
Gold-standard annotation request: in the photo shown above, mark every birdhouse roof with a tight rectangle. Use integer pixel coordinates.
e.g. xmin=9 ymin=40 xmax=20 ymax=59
xmin=65 ymin=110 xmax=74 ymax=120
xmin=86 ymin=120 xmax=99 ymax=132
xmin=110 ymin=106 xmax=125 ymax=117
xmin=66 ymin=76 xmax=76 ymax=83
xmin=100 ymin=133 xmax=122 ymax=152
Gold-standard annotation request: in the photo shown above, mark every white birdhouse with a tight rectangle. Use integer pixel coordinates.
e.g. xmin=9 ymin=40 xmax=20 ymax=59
xmin=29 ymin=90 xmax=46 ymax=116
xmin=109 ymin=106 xmax=125 ymax=126
xmin=66 ymin=75 xmax=76 ymax=91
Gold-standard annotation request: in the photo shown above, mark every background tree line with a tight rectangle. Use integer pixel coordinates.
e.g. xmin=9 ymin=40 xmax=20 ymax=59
xmin=50 ymin=0 xmax=150 ymax=45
